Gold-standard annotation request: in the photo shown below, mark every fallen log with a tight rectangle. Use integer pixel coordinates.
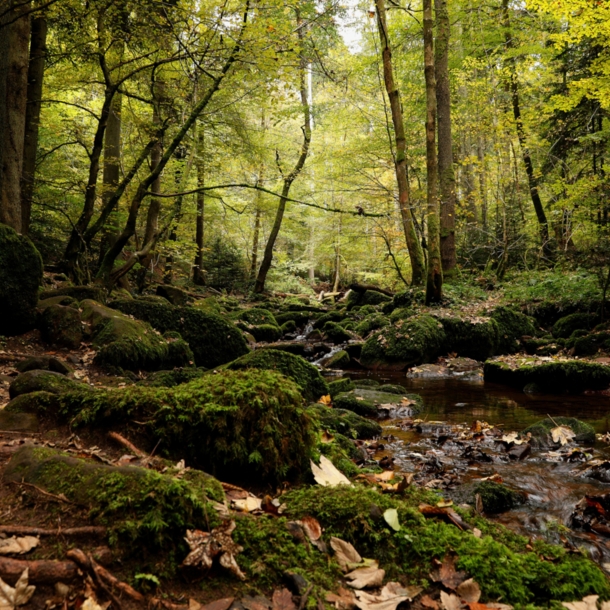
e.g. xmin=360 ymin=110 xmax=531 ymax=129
xmin=0 ymin=556 xmax=78 ymax=583
xmin=348 ymin=283 xmax=394 ymax=297
xmin=0 ymin=525 xmax=107 ymax=538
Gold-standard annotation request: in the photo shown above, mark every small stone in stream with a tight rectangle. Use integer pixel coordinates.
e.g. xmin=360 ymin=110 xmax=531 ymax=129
xmin=579 ymin=461 xmax=610 ymax=483
xmin=461 ymin=446 xmax=493 ymax=463
xmin=473 ymin=481 xmax=523 ymax=514
xmin=570 ymin=493 xmax=610 ymax=535
xmin=15 ymin=356 xmax=73 ymax=375
xmin=378 ymin=456 xmax=394 ymax=469
xmin=524 ymin=417 xmax=596 ymax=447
xmin=284 ymin=572 xmax=309 ymax=596
xmin=523 ymin=383 xmax=543 ymax=395
xmin=508 ymin=444 xmax=531 ymax=460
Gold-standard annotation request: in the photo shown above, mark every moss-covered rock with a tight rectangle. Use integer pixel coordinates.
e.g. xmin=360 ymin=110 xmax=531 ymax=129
xmin=40 ymin=304 xmax=83 ymax=349
xmin=523 ymin=416 xmax=596 ymax=446
xmin=321 ymin=349 xmax=350 ymax=369
xmin=572 ymin=331 xmax=610 ymax=356
xmin=309 ymin=404 xmax=381 ymax=439
xmin=37 ymin=295 xmax=77 ymax=310
xmin=553 ymin=312 xmax=600 ymax=339
xmin=437 ymin=314 xmax=498 ymax=361
xmin=328 ymin=377 xmax=356 ymax=397
xmin=5 ymin=446 xmax=223 ymax=552
xmin=225 ymin=348 xmax=329 ymax=402
xmin=9 ymin=370 xmax=84 ymax=399
xmin=388 ymin=307 xmax=415 ymax=323
xmin=81 ymin=300 xmax=193 ymax=371
xmin=0 ymin=223 xmax=43 ymax=335
xmin=233 ymin=308 xmax=278 ymax=327
xmin=354 ymin=314 xmax=389 ymax=338
xmin=32 ymin=370 xmax=315 ymax=484
xmin=347 ymin=289 xmax=392 ymax=309
xmin=110 ymin=299 xmax=249 ymax=368
xmin=489 ymin=306 xmax=537 ymax=354
xmin=322 ymin=321 xmax=353 ymax=343
xmin=473 ymin=481 xmax=523 ymax=514
xmin=484 ymin=358 xmax=610 ymax=394
xmin=360 ymin=314 xmax=446 ymax=369
xmin=314 ymin=311 xmax=345 ymax=329
xmin=5 ymin=390 xmax=60 ymax=414
xmin=156 ymin=284 xmax=190 ymax=306
xmin=275 ymin=311 xmax=318 ymax=326
xmin=353 ymin=378 xmax=380 ymax=387
xmin=39 ymin=286 xmax=105 ymax=303
xmin=15 ymin=356 xmax=72 ymax=375
xmin=280 ymin=320 xmax=297 ymax=334
xmin=333 ymin=388 xmax=423 ymax=418
xmin=138 ymin=367 xmax=208 ymax=387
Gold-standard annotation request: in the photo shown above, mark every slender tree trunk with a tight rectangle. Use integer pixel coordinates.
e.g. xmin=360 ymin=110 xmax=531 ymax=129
xmin=424 ymin=0 xmax=442 ymax=304
xmin=163 ymin=146 xmax=187 ymax=284
xmin=98 ymin=92 xmax=122 ymax=262
xmin=193 ymin=127 xmax=205 ymax=285
xmin=332 ymin=216 xmax=342 ymax=292
xmin=375 ymin=0 xmax=426 ymax=285
xmin=0 ymin=1 xmax=31 ymax=233
xmin=434 ymin=0 xmax=456 ymax=275
xmin=501 ymin=0 xmax=550 ymax=254
xmin=21 ymin=14 xmax=47 ymax=235
xmin=476 ymin=136 xmax=488 ymax=230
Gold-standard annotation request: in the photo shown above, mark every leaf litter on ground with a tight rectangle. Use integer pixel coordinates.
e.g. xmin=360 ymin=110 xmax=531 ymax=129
xmin=0 ymin=536 xmax=38 ymax=555
xmin=311 ymin=456 xmax=352 ymax=487
xmin=0 ymin=569 xmax=35 ymax=610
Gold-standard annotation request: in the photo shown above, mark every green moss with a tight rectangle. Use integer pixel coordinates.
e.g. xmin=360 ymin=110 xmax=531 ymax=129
xmin=473 ymin=481 xmax=522 ymax=514
xmin=377 ymin=383 xmax=407 ymax=395
xmin=355 ymin=314 xmax=389 ymax=338
xmin=489 ymin=306 xmax=537 ymax=354
xmin=110 ymin=299 xmax=249 ymax=368
xmin=0 ymin=223 xmax=43 ymax=335
xmin=323 ymin=349 xmax=350 ymax=369
xmin=81 ymin=300 xmax=193 ymax=371
xmin=388 ymin=307 xmax=415 ymax=323
xmin=437 ymin=315 xmax=499 ymax=361
xmin=5 ymin=390 xmax=60 ymax=414
xmin=225 ymin=348 xmax=329 ymax=402
xmin=484 ymin=359 xmax=610 ymax=393
xmin=233 ymin=308 xmax=278 ymax=326
xmin=51 ymin=370 xmax=315 ymax=484
xmin=9 ymin=370 xmax=84 ymax=399
xmin=523 ymin=417 xmax=596 ymax=445
xmin=275 ymin=311 xmax=318 ymax=326
xmin=333 ymin=388 xmax=422 ymax=417
xmin=328 ymin=377 xmax=356 ymax=397
xmin=39 ymin=286 xmax=105 ymax=303
xmin=360 ymin=314 xmax=446 ymax=369
xmin=40 ymin=304 xmax=83 ymax=349
xmin=280 ymin=320 xmax=297 ymax=334
xmin=552 ymin=313 xmax=600 ymax=339
xmin=572 ymin=331 xmax=610 ymax=356
xmin=347 ymin=290 xmax=392 ymax=310
xmin=333 ymin=391 xmax=378 ymax=417
xmin=281 ymin=485 xmax=610 ymax=605
xmin=314 ymin=311 xmax=345 ymax=328
xmin=5 ymin=446 xmax=223 ymax=554
xmin=309 ymin=404 xmax=381 ymax=439
xmin=138 ymin=367 xmax=208 ymax=387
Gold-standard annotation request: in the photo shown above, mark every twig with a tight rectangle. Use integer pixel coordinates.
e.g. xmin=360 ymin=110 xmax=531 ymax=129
xmin=220 ymin=481 xmax=248 ymax=493
xmin=0 ymin=525 xmax=106 ymax=537
xmin=108 ymin=431 xmax=147 ymax=459
xmin=298 ymin=585 xmax=313 ymax=610
xmin=8 ymin=480 xmax=80 ymax=505
xmin=546 ymin=413 xmax=560 ymax=427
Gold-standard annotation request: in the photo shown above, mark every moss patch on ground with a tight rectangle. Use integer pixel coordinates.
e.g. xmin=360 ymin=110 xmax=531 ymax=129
xmin=523 ymin=417 xmax=596 ymax=445
xmin=308 ymin=404 xmax=382 ymax=439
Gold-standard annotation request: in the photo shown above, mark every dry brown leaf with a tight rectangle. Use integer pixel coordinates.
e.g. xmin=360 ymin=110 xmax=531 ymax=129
xmin=233 ymin=496 xmax=262 ymax=513
xmin=375 ymin=471 xmax=395 ymax=482
xmin=0 ymin=569 xmax=36 ymax=610
xmin=318 ymin=395 xmax=332 ymax=406
xmin=311 ymin=456 xmax=352 ymax=487
xmin=326 ymin=587 xmax=357 ymax=610
xmin=321 ymin=430 xmax=335 ymax=443
xmin=0 ymin=537 xmax=39 ymax=555
xmin=272 ymin=588 xmax=296 ymax=610
xmin=551 ymin=425 xmax=576 ymax=446
xmin=345 ymin=562 xmax=385 ymax=589
xmin=182 ymin=521 xmax=245 ymax=580
xmin=421 ymin=595 xmax=439 ymax=610
xmin=440 ymin=591 xmax=463 ymax=610
xmin=300 ymin=516 xmax=322 ymax=541
xmin=456 ymin=579 xmax=481 ymax=603
xmin=562 ymin=596 xmax=599 ymax=610
xmin=354 ymin=582 xmax=422 ymax=610
xmin=330 ymin=537 xmax=362 ymax=571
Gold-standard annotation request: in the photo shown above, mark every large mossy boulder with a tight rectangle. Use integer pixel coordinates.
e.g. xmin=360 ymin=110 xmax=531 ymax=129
xmin=360 ymin=314 xmax=446 ymax=369
xmin=523 ymin=417 xmax=596 ymax=446
xmin=225 ymin=348 xmax=329 ymax=402
xmin=40 ymin=304 xmax=83 ymax=349
xmin=5 ymin=446 xmax=223 ymax=552
xmin=0 ymin=223 xmax=43 ymax=335
xmin=81 ymin=300 xmax=193 ymax=371
xmin=309 ymin=404 xmax=381 ymax=439
xmin=138 ymin=367 xmax=208 ymax=387
xmin=9 ymin=370 xmax=84 ymax=399
xmin=552 ymin=313 xmax=599 ymax=339
xmin=328 ymin=377 xmax=356 ymax=397
xmin=437 ymin=314 xmax=499 ymax=361
xmin=355 ymin=313 xmax=389 ymax=338
xmin=484 ymin=358 xmax=610 ymax=393
xmin=110 ymin=299 xmax=249 ymax=368
xmin=232 ymin=308 xmax=282 ymax=343
xmin=333 ymin=387 xmax=423 ymax=418
xmin=489 ymin=306 xmax=537 ymax=354
xmin=28 ymin=369 xmax=315 ymax=484
xmin=39 ymin=285 xmax=105 ymax=303
xmin=346 ymin=289 xmax=392 ymax=309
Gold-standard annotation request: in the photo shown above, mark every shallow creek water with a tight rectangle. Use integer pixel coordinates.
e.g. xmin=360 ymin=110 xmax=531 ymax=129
xmin=338 ymin=371 xmax=610 ymax=562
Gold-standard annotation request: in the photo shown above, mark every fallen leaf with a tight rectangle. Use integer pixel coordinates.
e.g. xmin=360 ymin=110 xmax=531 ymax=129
xmin=383 ymin=508 xmax=401 ymax=532
xmin=440 ymin=591 xmax=462 ymax=610
xmin=562 ymin=596 xmax=599 ymax=610
xmin=182 ymin=521 xmax=245 ymax=580
xmin=318 ymin=395 xmax=332 ymax=406
xmin=189 ymin=599 xmax=201 ymax=610
xmin=437 ymin=500 xmax=454 ymax=508
xmin=272 ymin=588 xmax=296 ymax=610
xmin=421 ymin=595 xmax=439 ymax=610
xmin=456 ymin=579 xmax=481 ymax=603
xmin=326 ymin=587 xmax=357 ymax=610
xmin=0 ymin=537 xmax=39 ymax=556
xmin=431 ymin=555 xmax=467 ymax=590
xmin=551 ymin=425 xmax=576 ymax=446
xmin=311 ymin=456 xmax=352 ymax=487
xmin=346 ymin=562 xmax=385 ymax=589
xmin=473 ymin=528 xmax=482 ymax=539
xmin=330 ymin=537 xmax=362 ymax=571
xmin=375 ymin=471 xmax=395 ymax=482
xmin=354 ymin=582 xmax=422 ymax=610
xmin=0 ymin=569 xmax=35 ymax=610
xmin=300 ymin=515 xmax=322 ymax=541
xmin=233 ymin=496 xmax=262 ymax=512
xmin=321 ymin=430 xmax=335 ymax=443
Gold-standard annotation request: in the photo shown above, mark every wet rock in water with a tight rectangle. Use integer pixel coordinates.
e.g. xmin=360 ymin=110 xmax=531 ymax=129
xmin=523 ymin=382 xmax=543 ymax=395
xmin=225 ymin=348 xmax=329 ymax=402
xmin=523 ymin=417 xmax=595 ymax=447
xmin=407 ymin=360 xmax=483 ymax=381
xmin=376 ymin=383 xmax=406 ymax=395
xmin=40 ymin=304 xmax=83 ymax=349
xmin=461 ymin=446 xmax=493 ymax=463
xmin=0 ymin=223 xmax=43 ymax=335
xmin=308 ymin=404 xmax=382 ymax=439
xmin=579 ymin=461 xmax=610 ymax=483
xmin=9 ymin=369 xmax=84 ymax=398
xmin=353 ymin=378 xmax=380 ymax=388
xmin=322 ymin=321 xmax=353 ymax=344
xmin=507 ymin=443 xmax=531 ymax=460
xmin=15 ymin=355 xmax=72 ymax=375
xmin=334 ymin=388 xmax=423 ymax=418
xmin=570 ymin=493 xmax=610 ymax=536
xmin=360 ymin=314 xmax=446 ymax=370
xmin=110 ymin=298 xmax=249 ymax=368
xmin=5 ymin=445 xmax=224 ymax=551
xmin=82 ymin=300 xmax=193 ymax=371
xmin=436 ymin=314 xmax=499 ymax=361
xmin=553 ymin=312 xmax=599 ymax=339
xmin=483 ymin=358 xmax=610 ymax=394
xmin=473 ymin=481 xmax=523 ymax=514
xmin=328 ymin=377 xmax=355 ymax=398
xmin=320 ymin=349 xmax=350 ymax=369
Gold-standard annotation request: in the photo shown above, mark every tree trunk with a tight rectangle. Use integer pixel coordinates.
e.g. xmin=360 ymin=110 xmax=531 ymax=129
xmin=501 ymin=0 xmax=550 ymax=254
xmin=434 ymin=0 xmax=457 ymax=275
xmin=375 ymin=0 xmax=426 ymax=286
xmin=163 ymin=146 xmax=187 ymax=284
xmin=20 ymin=14 xmax=47 ymax=235
xmin=332 ymin=216 xmax=342 ymax=292
xmin=98 ymin=92 xmax=122 ymax=262
xmin=0 ymin=1 xmax=31 ymax=233
xmin=254 ymin=21 xmax=311 ymax=294
xmin=476 ymin=136 xmax=488 ymax=230
xmin=193 ymin=127 xmax=205 ymax=285
xmin=249 ymin=173 xmax=263 ymax=283
xmin=424 ymin=0 xmax=443 ymax=304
